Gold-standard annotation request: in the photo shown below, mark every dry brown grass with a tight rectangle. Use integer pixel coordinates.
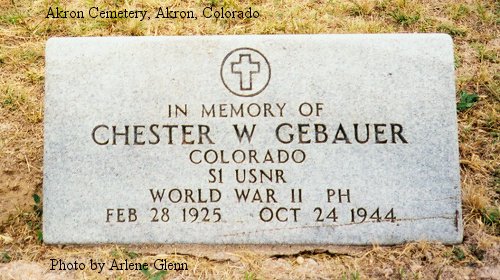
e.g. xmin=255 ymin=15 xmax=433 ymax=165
xmin=1 ymin=0 xmax=499 ymax=279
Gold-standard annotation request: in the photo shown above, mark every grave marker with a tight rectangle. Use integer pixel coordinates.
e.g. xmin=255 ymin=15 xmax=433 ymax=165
xmin=43 ymin=34 xmax=462 ymax=244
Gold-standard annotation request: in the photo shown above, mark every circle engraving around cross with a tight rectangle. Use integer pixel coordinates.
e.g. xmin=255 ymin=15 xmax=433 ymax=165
xmin=220 ymin=48 xmax=271 ymax=97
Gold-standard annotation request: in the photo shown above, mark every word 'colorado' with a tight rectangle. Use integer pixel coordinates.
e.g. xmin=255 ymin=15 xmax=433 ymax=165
xmin=91 ymin=123 xmax=408 ymax=145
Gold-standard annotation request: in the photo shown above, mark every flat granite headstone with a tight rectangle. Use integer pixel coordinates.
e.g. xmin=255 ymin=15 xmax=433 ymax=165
xmin=43 ymin=34 xmax=462 ymax=244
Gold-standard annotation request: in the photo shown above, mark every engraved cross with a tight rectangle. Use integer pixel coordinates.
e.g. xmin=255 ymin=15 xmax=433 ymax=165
xmin=231 ymin=54 xmax=260 ymax=90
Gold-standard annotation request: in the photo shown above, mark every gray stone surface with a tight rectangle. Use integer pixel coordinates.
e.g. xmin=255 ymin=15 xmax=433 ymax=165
xmin=43 ymin=34 xmax=461 ymax=244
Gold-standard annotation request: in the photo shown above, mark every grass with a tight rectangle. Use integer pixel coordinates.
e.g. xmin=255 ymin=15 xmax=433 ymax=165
xmin=141 ymin=267 xmax=168 ymax=280
xmin=0 ymin=0 xmax=499 ymax=279
xmin=457 ymin=91 xmax=479 ymax=112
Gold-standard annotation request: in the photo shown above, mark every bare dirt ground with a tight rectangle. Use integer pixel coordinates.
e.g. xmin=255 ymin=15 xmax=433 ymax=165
xmin=0 ymin=0 xmax=498 ymax=279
